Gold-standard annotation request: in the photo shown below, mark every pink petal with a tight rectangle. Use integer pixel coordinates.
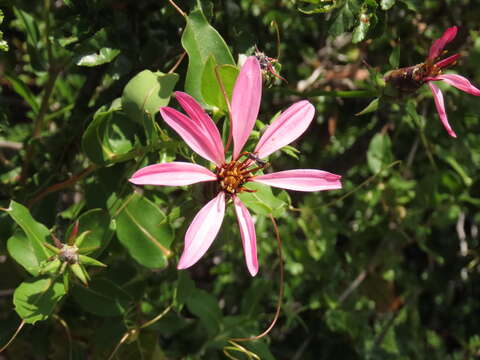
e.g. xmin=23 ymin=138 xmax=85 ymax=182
xmin=427 ymin=82 xmax=457 ymax=138
xmin=428 ymin=26 xmax=458 ymax=60
xmin=174 ymin=91 xmax=225 ymax=164
xmin=435 ymin=53 xmax=460 ymax=69
xmin=254 ymin=100 xmax=315 ymax=159
xmin=233 ymin=195 xmax=258 ymax=276
xmin=178 ymin=192 xmax=226 ymax=270
xmin=432 ymin=74 xmax=480 ymax=96
xmin=231 ymin=56 xmax=262 ymax=160
xmin=129 ymin=162 xmax=217 ymax=186
xmin=253 ymin=169 xmax=342 ymax=192
xmin=160 ymin=107 xmax=223 ymax=166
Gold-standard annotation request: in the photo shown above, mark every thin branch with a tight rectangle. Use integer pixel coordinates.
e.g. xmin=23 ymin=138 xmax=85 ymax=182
xmin=0 ymin=141 xmax=23 ymax=150
xmin=28 ymin=164 xmax=97 ymax=207
xmin=230 ymin=214 xmax=284 ymax=342
xmin=0 ymin=320 xmax=25 ymax=353
xmin=168 ymin=51 xmax=186 ymax=74
xmin=168 ymin=0 xmax=187 ymax=18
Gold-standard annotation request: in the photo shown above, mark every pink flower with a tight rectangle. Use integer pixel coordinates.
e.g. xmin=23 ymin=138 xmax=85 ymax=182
xmin=424 ymin=26 xmax=480 ymax=137
xmin=129 ymin=57 xmax=341 ymax=276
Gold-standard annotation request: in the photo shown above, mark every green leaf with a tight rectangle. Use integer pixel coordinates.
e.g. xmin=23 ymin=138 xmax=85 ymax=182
xmin=298 ymin=0 xmax=338 ymax=14
xmin=3 ymin=201 xmax=51 ymax=266
xmin=356 ymin=98 xmax=379 ymax=116
xmin=405 ymin=100 xmax=425 ymax=129
xmin=13 ymin=277 xmax=66 ymax=324
xmin=367 ymin=133 xmax=394 ymax=174
xmin=181 ymin=8 xmax=235 ymax=104
xmin=352 ymin=13 xmax=370 ymax=43
xmin=0 ymin=11 xmax=8 ymax=52
xmin=12 ymin=7 xmax=43 ymax=69
xmin=389 ymin=45 xmax=401 ymax=69
xmin=177 ymin=272 xmax=196 ymax=305
xmin=5 ymin=73 xmax=40 ymax=114
xmin=7 ymin=232 xmax=43 ymax=276
xmin=116 ymin=193 xmax=174 ymax=268
xmin=66 ymin=209 xmax=114 ymax=256
xmin=71 ymin=278 xmax=132 ymax=317
xmin=186 ymin=289 xmax=222 ymax=337
xmin=121 ymin=70 xmax=178 ymax=123
xmin=238 ymin=182 xmax=287 ymax=217
xmin=381 ymin=0 xmax=396 ymax=10
xmin=76 ymin=48 xmax=120 ymax=67
xmin=328 ymin=1 xmax=358 ymax=37
xmin=81 ymin=105 xmax=139 ymax=166
xmin=201 ymin=56 xmax=239 ymax=112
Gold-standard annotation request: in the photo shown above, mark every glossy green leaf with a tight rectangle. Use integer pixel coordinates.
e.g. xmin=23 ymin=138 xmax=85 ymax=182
xmin=328 ymin=1 xmax=359 ymax=36
xmin=66 ymin=209 xmax=114 ymax=256
xmin=76 ymin=47 xmax=120 ymax=67
xmin=71 ymin=278 xmax=132 ymax=317
xmin=81 ymin=105 xmax=139 ymax=166
xmin=201 ymin=56 xmax=239 ymax=112
xmin=352 ymin=13 xmax=371 ymax=43
xmin=238 ymin=182 xmax=287 ymax=217
xmin=181 ymin=8 xmax=235 ymax=104
xmin=381 ymin=0 xmax=396 ymax=10
xmin=116 ymin=193 xmax=174 ymax=268
xmin=367 ymin=133 xmax=393 ymax=174
xmin=121 ymin=70 xmax=178 ymax=123
xmin=13 ymin=277 xmax=66 ymax=324
xmin=298 ymin=0 xmax=338 ymax=14
xmin=186 ymin=289 xmax=222 ymax=337
xmin=7 ymin=231 xmax=43 ymax=276
xmin=389 ymin=45 xmax=401 ymax=69
xmin=3 ymin=201 xmax=51 ymax=265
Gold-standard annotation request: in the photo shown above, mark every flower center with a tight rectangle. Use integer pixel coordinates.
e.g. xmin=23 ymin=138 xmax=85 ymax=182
xmin=216 ymin=152 xmax=268 ymax=195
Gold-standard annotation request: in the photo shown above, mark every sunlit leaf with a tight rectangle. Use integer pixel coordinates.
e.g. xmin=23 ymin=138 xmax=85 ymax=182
xmin=122 ymin=70 xmax=178 ymax=123
xmin=116 ymin=193 xmax=174 ymax=268
xmin=181 ymin=8 xmax=235 ymax=104
xmin=76 ymin=47 xmax=120 ymax=67
xmin=13 ymin=277 xmax=66 ymax=324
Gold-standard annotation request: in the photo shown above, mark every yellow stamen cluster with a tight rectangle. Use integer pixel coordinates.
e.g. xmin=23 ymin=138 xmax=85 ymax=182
xmin=216 ymin=153 xmax=268 ymax=195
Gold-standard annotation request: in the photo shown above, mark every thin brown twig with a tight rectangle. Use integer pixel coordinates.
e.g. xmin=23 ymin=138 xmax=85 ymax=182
xmin=168 ymin=51 xmax=186 ymax=74
xmin=28 ymin=164 xmax=97 ymax=208
xmin=167 ymin=0 xmax=186 ymax=18
xmin=0 ymin=320 xmax=25 ymax=353
xmin=230 ymin=213 xmax=284 ymax=342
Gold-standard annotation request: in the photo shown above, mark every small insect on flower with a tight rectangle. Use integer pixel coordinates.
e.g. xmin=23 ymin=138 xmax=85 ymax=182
xmin=129 ymin=56 xmax=342 ymax=276
xmin=254 ymin=46 xmax=287 ymax=85
xmin=384 ymin=26 xmax=480 ymax=137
